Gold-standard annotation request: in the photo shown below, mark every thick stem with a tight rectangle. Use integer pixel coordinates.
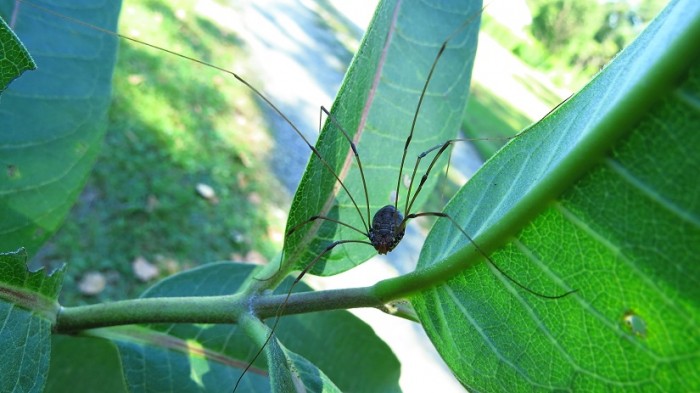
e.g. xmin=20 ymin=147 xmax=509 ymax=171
xmin=55 ymin=257 xmax=469 ymax=333
xmin=253 ymin=287 xmax=380 ymax=319
xmin=54 ymin=285 xmax=386 ymax=333
xmin=55 ymin=294 xmax=246 ymax=333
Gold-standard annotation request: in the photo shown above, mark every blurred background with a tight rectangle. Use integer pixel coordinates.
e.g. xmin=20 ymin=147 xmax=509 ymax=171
xmin=28 ymin=0 xmax=667 ymax=391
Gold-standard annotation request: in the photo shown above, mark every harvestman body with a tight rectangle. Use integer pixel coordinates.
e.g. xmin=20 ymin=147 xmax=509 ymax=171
xmin=14 ymin=1 xmax=574 ymax=391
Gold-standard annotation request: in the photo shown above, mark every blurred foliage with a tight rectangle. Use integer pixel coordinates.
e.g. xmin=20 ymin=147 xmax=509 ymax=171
xmin=485 ymin=0 xmax=668 ymax=87
xmin=529 ymin=0 xmax=666 ymax=74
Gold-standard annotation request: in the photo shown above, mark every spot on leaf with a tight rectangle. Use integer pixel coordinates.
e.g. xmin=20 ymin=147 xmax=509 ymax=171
xmin=622 ymin=309 xmax=647 ymax=338
xmin=6 ymin=164 xmax=19 ymax=179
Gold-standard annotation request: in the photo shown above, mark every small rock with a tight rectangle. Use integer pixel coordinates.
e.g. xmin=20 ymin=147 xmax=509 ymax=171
xmin=132 ymin=256 xmax=159 ymax=282
xmin=196 ymin=183 xmax=219 ymax=203
xmin=127 ymin=74 xmax=145 ymax=85
xmin=78 ymin=271 xmax=106 ymax=296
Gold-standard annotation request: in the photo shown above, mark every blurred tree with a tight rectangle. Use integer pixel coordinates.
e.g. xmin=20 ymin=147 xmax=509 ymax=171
xmin=527 ymin=0 xmax=668 ymax=76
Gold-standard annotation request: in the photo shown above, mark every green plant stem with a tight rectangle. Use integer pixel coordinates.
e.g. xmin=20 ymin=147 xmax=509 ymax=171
xmin=252 ymin=287 xmax=381 ymax=318
xmin=55 ymin=258 xmax=530 ymax=332
xmin=58 ymin=239 xmax=583 ymax=333
xmin=55 ymin=294 xmax=246 ymax=333
xmin=55 ymin=263 xmax=487 ymax=333
xmin=55 ymin=286 xmax=384 ymax=333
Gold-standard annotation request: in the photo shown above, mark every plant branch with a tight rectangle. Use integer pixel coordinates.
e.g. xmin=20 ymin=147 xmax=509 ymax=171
xmin=252 ymin=287 xmax=380 ymax=318
xmin=54 ymin=285 xmax=386 ymax=333
xmin=56 ymin=253 xmax=499 ymax=333
xmin=55 ymin=294 xmax=246 ymax=333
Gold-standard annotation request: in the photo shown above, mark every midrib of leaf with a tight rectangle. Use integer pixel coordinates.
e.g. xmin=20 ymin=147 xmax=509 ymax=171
xmin=0 ymin=250 xmax=65 ymax=392
xmin=0 ymin=283 xmax=58 ymax=321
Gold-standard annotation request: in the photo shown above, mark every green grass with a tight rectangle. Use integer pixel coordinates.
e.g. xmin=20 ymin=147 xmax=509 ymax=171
xmin=36 ymin=0 xmax=287 ymax=305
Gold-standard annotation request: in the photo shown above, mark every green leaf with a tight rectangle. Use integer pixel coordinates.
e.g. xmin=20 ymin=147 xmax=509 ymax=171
xmin=44 ymin=335 xmax=127 ymax=393
xmin=0 ymin=248 xmax=65 ymax=393
xmin=411 ymin=0 xmax=700 ymax=391
xmin=63 ymin=262 xmax=399 ymax=392
xmin=266 ymin=336 xmax=341 ymax=393
xmin=283 ymin=0 xmax=482 ymax=276
xmin=0 ymin=1 xmax=121 ymax=256
xmin=0 ymin=14 xmax=36 ymax=93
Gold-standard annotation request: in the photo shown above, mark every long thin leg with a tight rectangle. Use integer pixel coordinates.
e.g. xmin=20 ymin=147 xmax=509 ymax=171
xmin=287 ymin=214 xmax=368 ymax=238
xmin=403 ymin=92 xmax=575 ymax=216
xmin=319 ymin=106 xmax=372 ymax=231
xmin=403 ymin=212 xmax=576 ymax=300
xmin=233 ymin=239 xmax=372 ymax=392
xmin=404 ymin=138 xmax=473 ymax=216
xmin=402 ymin=93 xmax=575 ymax=219
xmin=404 ymin=133 xmax=524 ymax=216
xmin=394 ymin=7 xmax=487 ymax=213
xmin=259 ymin=106 xmax=373 ymax=280
xmin=255 ymin=216 xmax=368 ymax=282
xmin=438 ymin=144 xmax=455 ymax=207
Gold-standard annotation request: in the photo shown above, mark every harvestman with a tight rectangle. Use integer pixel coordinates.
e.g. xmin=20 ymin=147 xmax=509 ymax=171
xmin=14 ymin=1 xmax=574 ymax=390
xmin=233 ymin=4 xmax=575 ymax=391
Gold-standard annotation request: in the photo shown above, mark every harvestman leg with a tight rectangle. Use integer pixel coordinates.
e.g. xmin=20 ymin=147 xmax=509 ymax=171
xmin=281 ymin=105 xmax=375 ymax=240
xmin=403 ymin=211 xmax=576 ymax=299
xmin=399 ymin=138 xmax=576 ymax=299
xmin=238 ymin=106 xmax=379 ymax=388
xmin=233 ymin=239 xmax=371 ymax=391
xmin=255 ymin=105 xmax=374 ymax=282
xmin=402 ymin=90 xmax=575 ymax=217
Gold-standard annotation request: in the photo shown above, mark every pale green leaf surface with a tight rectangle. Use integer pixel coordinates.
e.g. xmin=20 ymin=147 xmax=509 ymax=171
xmin=0 ymin=1 xmax=120 ymax=255
xmin=411 ymin=1 xmax=700 ymax=391
xmin=0 ymin=14 xmax=36 ymax=93
xmin=0 ymin=248 xmax=65 ymax=393
xmin=284 ymin=0 xmax=481 ymax=276
xmin=78 ymin=262 xmax=398 ymax=393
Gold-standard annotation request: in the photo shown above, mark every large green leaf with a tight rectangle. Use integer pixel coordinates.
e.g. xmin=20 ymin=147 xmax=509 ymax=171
xmin=0 ymin=15 xmax=36 ymax=92
xmin=60 ymin=263 xmax=400 ymax=393
xmin=410 ymin=0 xmax=700 ymax=390
xmin=0 ymin=1 xmax=121 ymax=255
xmin=0 ymin=248 xmax=65 ymax=393
xmin=282 ymin=0 xmax=482 ymax=276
